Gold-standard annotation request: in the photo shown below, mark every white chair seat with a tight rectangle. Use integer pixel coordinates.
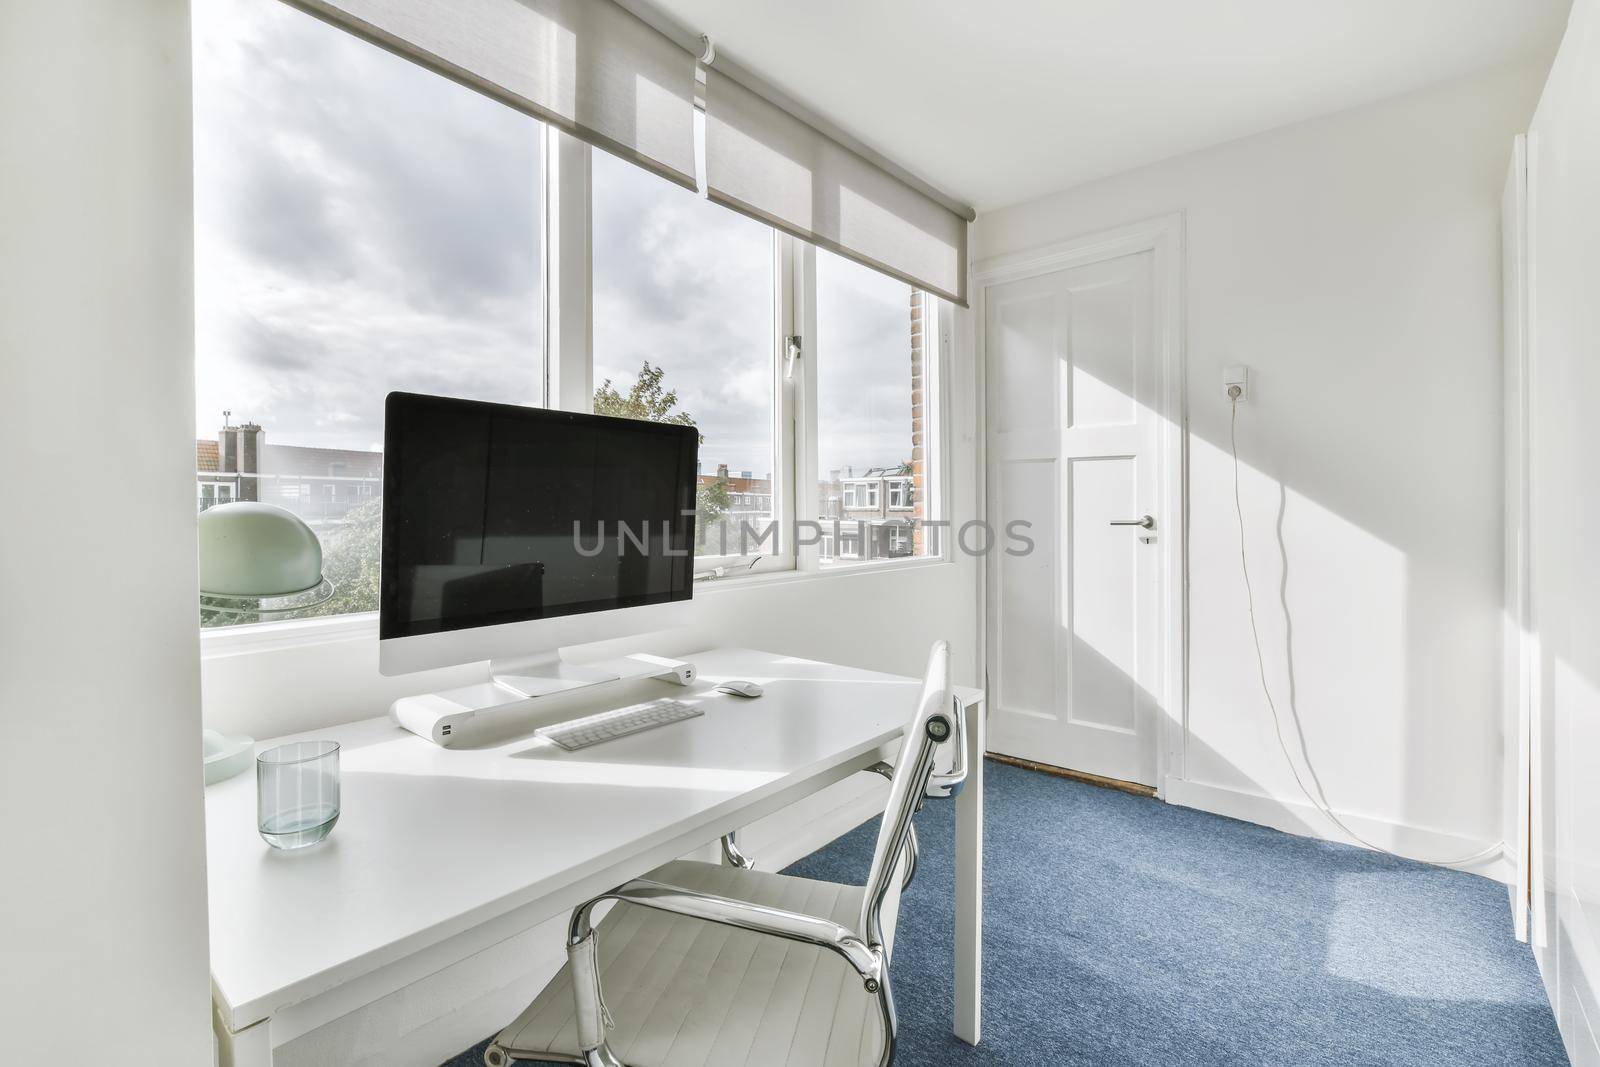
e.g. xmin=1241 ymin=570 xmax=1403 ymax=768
xmin=493 ymin=859 xmax=889 ymax=1067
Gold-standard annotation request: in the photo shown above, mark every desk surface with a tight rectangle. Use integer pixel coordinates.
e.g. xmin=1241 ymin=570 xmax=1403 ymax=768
xmin=207 ymin=647 xmax=980 ymax=1032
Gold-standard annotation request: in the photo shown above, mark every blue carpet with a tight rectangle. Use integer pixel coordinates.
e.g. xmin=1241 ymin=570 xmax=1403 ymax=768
xmin=444 ymin=760 xmax=1565 ymax=1065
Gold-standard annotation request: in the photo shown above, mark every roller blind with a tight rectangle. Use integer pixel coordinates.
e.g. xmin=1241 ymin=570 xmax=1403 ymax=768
xmin=704 ymin=68 xmax=969 ymax=306
xmin=292 ymin=0 xmax=698 ymax=189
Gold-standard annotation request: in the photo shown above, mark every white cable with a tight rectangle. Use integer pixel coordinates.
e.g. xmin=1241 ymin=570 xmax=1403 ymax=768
xmin=1228 ymin=393 xmax=1500 ymax=869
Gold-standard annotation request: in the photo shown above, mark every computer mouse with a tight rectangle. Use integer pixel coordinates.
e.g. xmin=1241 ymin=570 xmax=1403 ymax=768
xmin=714 ymin=680 xmax=764 ymax=698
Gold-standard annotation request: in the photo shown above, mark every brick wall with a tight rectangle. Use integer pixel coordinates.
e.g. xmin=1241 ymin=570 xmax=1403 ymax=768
xmin=910 ymin=291 xmax=926 ymax=553
xmin=218 ymin=422 xmax=264 ymax=501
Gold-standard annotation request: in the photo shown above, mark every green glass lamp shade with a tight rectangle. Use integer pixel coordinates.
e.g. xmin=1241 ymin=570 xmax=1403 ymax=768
xmin=198 ymin=501 xmax=324 ymax=597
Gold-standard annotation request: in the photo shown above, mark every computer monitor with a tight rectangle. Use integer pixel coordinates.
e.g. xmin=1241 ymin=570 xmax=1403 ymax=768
xmin=377 ymin=392 xmax=698 ymax=678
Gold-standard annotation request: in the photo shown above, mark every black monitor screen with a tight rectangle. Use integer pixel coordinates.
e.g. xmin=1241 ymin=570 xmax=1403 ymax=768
xmin=379 ymin=392 xmax=697 ymax=640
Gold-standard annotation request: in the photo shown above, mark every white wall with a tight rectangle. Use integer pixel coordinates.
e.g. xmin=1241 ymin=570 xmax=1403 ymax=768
xmin=974 ymin=59 xmax=1548 ymax=873
xmin=1525 ymin=0 xmax=1600 ymax=1060
xmin=0 ymin=2 xmax=213 ymax=1063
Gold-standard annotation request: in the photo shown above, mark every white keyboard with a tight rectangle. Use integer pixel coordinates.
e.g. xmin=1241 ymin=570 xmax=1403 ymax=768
xmin=538 ymin=698 xmax=703 ymax=751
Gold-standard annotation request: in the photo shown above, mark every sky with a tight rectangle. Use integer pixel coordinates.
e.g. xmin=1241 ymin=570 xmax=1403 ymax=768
xmin=192 ymin=0 xmax=915 ymax=481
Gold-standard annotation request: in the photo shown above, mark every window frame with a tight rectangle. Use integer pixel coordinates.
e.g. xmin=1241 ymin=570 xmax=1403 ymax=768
xmin=805 ymin=258 xmax=949 ymax=574
xmin=578 ymin=134 xmax=797 ymax=579
xmin=197 ymin=99 xmax=948 ymax=653
xmin=718 ymin=227 xmax=796 ymax=577
xmin=888 ymin=523 xmax=911 ymax=555
xmin=887 ymin=477 xmax=913 ymax=510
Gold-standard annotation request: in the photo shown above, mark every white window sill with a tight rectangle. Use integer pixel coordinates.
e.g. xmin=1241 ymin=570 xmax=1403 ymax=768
xmin=198 ymin=553 xmax=953 ymax=660
xmin=200 ymin=611 xmax=379 ymax=658
xmin=707 ymin=552 xmax=948 ymax=592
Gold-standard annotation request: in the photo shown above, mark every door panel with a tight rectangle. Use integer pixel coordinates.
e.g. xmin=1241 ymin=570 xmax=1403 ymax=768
xmin=993 ymin=281 xmax=1061 ymax=435
xmin=1066 ymin=455 xmax=1140 ymax=734
xmin=997 ymin=458 xmax=1057 ymax=721
xmin=1068 ymin=278 xmax=1138 ymax=429
xmin=987 ymin=249 xmax=1162 ymax=786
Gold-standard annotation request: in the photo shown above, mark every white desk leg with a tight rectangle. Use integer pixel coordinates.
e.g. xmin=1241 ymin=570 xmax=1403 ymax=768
xmin=215 ymin=1006 xmax=273 ymax=1067
xmin=954 ymin=697 xmax=984 ymax=1045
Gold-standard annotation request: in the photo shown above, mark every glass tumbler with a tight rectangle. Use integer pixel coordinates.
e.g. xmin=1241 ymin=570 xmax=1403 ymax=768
xmin=257 ymin=740 xmax=340 ymax=850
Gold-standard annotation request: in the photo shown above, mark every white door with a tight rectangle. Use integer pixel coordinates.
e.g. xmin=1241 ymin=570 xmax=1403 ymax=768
xmin=985 ymin=246 xmax=1170 ymax=787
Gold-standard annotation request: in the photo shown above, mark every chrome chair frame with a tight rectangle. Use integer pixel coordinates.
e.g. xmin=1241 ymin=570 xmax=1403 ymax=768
xmin=718 ymin=830 xmax=756 ymax=870
xmin=487 ymin=642 xmax=965 ymax=1067
xmin=718 ymin=758 xmax=922 ymax=884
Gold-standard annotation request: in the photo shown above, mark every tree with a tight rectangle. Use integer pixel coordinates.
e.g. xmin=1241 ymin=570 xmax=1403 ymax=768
xmin=593 ymin=361 xmax=697 ymax=429
xmin=317 ymin=497 xmax=383 ymax=618
xmin=595 ymin=360 xmax=729 ymax=535
xmin=696 ymin=474 xmax=732 ymax=540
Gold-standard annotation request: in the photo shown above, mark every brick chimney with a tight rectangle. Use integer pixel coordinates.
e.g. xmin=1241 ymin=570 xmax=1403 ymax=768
xmin=219 ymin=421 xmax=264 ymax=501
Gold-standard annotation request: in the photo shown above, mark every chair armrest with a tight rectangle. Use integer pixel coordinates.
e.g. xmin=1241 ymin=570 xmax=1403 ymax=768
xmin=572 ymin=877 xmax=884 ymax=985
xmin=865 ymin=692 xmax=970 ymax=801
xmin=926 ymin=694 xmax=968 ymax=798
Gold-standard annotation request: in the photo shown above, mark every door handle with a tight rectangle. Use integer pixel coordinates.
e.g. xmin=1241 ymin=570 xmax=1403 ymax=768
xmin=1110 ymin=515 xmax=1155 ymax=529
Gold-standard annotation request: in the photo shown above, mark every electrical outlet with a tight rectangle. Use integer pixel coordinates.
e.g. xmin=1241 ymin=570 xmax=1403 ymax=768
xmin=1224 ymin=365 xmax=1249 ymax=402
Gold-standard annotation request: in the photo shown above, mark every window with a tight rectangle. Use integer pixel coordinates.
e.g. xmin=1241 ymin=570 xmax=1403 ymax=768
xmin=837 ymin=528 xmax=862 ymax=560
xmin=841 ymin=481 xmax=879 ymax=509
xmin=841 ymin=481 xmax=884 ymax=509
xmin=193 ymin=0 xmax=543 ymax=627
xmin=591 ymin=149 xmax=778 ymax=561
xmin=193 ymin=1 xmax=943 ymax=640
xmin=815 ymin=249 xmax=932 ymax=565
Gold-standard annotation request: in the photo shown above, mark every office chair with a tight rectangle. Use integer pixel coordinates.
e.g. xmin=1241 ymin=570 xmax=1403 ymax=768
xmin=485 ymin=639 xmax=967 ymax=1067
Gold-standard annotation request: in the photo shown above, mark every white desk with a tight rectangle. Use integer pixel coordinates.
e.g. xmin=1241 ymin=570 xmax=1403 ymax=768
xmin=208 ymin=648 xmax=985 ymax=1066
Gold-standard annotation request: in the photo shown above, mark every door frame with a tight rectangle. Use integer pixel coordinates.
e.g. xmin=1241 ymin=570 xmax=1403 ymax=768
xmin=973 ymin=213 xmax=1187 ymax=796
xmin=1504 ymin=133 xmax=1529 ymax=940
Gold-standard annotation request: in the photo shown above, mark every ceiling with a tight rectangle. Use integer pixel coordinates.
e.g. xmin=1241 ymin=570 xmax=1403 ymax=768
xmin=651 ymin=0 xmax=1571 ymax=213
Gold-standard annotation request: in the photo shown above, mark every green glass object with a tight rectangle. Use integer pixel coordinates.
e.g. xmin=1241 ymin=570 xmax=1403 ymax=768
xmin=196 ymin=502 xmax=334 ymax=789
xmin=198 ymin=501 xmax=324 ymax=597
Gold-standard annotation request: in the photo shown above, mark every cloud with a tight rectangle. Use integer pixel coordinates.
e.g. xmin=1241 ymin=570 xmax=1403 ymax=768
xmin=194 ymin=0 xmax=542 ymax=450
xmin=816 ymin=252 xmax=918 ymax=478
xmin=592 ymin=151 xmax=777 ymax=476
xmin=193 ymin=0 xmax=919 ymax=481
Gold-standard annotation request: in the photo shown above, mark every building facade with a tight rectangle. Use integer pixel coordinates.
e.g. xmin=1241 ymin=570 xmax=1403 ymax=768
xmin=195 ymin=420 xmax=382 ymax=536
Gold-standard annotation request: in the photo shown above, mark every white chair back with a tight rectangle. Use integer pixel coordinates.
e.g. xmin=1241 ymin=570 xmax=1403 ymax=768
xmin=858 ymin=640 xmax=962 ymax=946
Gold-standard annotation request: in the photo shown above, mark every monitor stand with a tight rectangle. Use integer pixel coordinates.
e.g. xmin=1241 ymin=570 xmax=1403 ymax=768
xmin=492 ymin=650 xmax=628 ymax=698
xmin=389 ymin=651 xmax=697 ymax=747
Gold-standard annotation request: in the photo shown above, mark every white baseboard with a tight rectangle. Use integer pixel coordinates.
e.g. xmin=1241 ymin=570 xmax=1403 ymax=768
xmin=1163 ymin=776 xmax=1511 ymax=883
